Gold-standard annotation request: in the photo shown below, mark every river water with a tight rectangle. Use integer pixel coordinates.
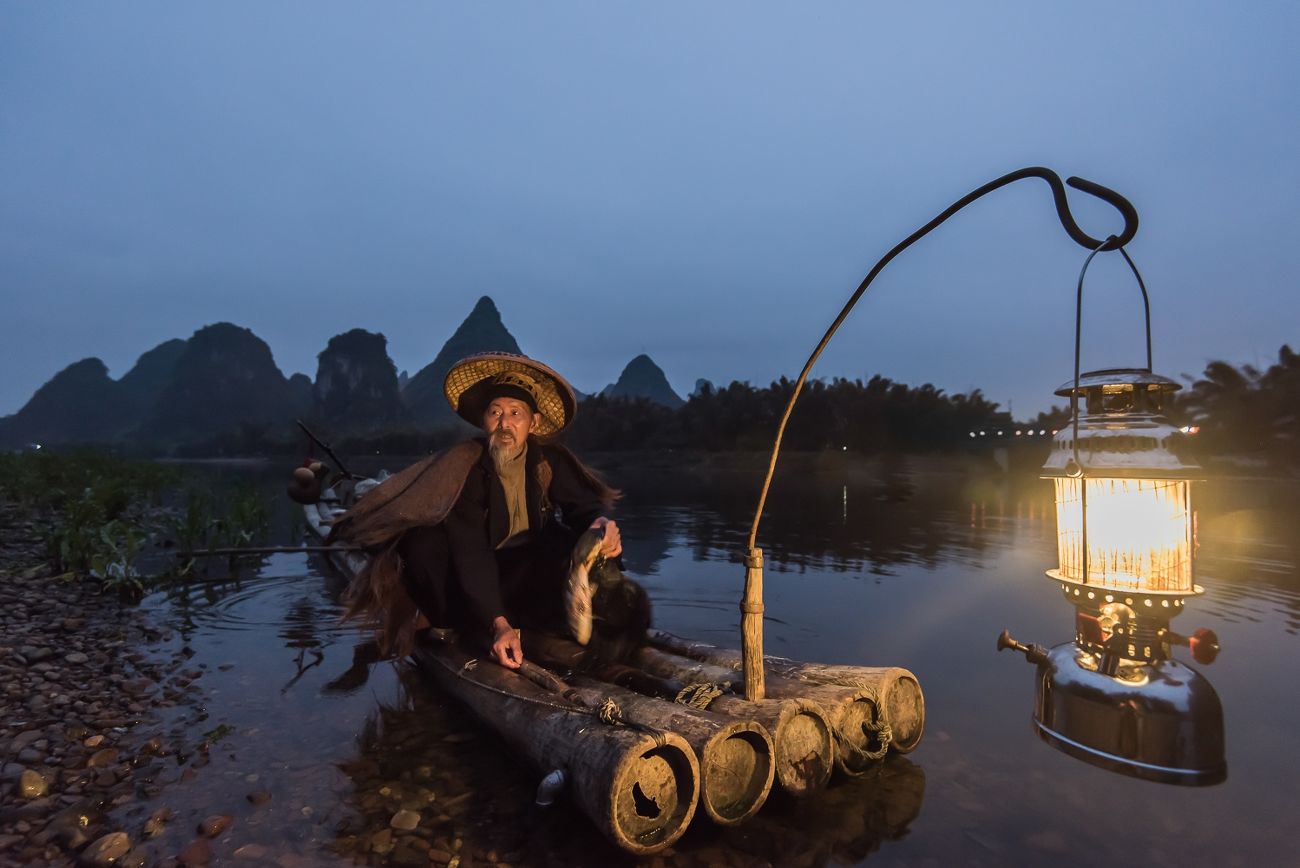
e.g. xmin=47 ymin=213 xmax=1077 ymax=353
xmin=130 ymin=457 xmax=1300 ymax=866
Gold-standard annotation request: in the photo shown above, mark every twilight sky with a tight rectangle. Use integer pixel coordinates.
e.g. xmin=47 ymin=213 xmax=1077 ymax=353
xmin=3 ymin=2 xmax=1297 ymax=419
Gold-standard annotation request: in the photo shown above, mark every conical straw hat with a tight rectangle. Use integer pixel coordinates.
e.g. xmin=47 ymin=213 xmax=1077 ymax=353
xmin=444 ymin=352 xmax=577 ymax=437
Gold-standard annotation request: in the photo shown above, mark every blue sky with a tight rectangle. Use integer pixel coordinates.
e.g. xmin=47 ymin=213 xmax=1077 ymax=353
xmin=3 ymin=2 xmax=1297 ymax=418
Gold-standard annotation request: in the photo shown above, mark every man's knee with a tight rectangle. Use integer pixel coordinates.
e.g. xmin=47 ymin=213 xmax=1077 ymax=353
xmin=398 ymin=525 xmax=452 ymax=625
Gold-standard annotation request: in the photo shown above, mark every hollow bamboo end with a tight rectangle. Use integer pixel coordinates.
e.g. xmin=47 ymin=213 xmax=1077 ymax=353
xmin=699 ymin=722 xmax=774 ymax=826
xmin=830 ymin=693 xmax=886 ymax=777
xmin=884 ymin=674 xmax=926 ymax=753
xmin=771 ymin=699 xmax=834 ymax=796
xmin=609 ymin=732 xmax=699 ymax=854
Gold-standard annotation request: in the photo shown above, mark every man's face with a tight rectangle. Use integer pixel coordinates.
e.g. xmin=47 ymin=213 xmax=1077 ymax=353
xmin=483 ymin=396 xmax=539 ymax=456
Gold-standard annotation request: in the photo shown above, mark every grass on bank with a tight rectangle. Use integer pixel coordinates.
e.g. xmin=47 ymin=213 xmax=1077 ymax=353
xmin=0 ymin=450 xmax=272 ymax=598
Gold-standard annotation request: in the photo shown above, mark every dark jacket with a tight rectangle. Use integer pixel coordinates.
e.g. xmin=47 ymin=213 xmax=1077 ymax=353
xmin=432 ymin=438 xmax=608 ymax=628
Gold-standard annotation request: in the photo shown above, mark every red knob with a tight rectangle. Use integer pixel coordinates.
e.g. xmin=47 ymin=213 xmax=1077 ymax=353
xmin=1188 ymin=627 xmax=1220 ymax=665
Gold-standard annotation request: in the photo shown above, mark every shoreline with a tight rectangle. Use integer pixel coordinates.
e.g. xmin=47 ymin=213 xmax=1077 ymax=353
xmin=0 ymin=503 xmax=207 ymax=866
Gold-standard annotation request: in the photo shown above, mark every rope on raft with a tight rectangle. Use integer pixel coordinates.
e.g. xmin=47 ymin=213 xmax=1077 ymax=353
xmin=674 ymin=682 xmax=725 ymax=710
xmin=833 ymin=718 xmax=893 ymax=763
xmin=594 ymin=697 xmax=669 ymax=747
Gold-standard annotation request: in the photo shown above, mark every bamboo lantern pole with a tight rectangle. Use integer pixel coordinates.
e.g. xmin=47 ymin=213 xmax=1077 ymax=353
xmin=741 ymin=168 xmax=1139 ymax=702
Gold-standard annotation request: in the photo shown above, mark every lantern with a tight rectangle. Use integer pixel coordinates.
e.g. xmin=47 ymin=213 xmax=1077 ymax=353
xmin=1043 ymin=368 xmax=1201 ymax=642
xmin=1000 ymin=368 xmax=1226 ymax=785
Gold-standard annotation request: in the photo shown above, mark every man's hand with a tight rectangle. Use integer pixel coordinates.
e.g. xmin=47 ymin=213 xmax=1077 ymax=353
xmin=490 ymin=616 xmax=523 ymax=669
xmin=589 ymin=516 xmax=623 ymax=558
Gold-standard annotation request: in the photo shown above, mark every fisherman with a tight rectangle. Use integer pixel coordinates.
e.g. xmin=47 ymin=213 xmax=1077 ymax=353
xmin=328 ymin=353 xmax=631 ymax=670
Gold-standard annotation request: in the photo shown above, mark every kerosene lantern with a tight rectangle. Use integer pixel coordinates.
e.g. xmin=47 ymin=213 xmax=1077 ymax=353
xmin=999 ymin=293 xmax=1227 ymax=785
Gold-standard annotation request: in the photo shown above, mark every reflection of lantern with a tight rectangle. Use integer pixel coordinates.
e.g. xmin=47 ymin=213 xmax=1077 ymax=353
xmin=1000 ymin=367 xmax=1226 ymax=786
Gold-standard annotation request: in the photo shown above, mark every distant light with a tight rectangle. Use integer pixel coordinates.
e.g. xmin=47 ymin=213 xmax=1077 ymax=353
xmin=996 ymin=430 xmax=1004 ymax=436
xmin=841 ymin=446 xmax=847 ymax=451
xmin=979 ymin=431 xmax=986 ymax=436
xmin=1050 ymin=429 xmax=1057 ymax=435
xmin=969 ymin=432 xmax=976 ymax=438
xmin=1015 ymin=430 xmax=1022 ymax=436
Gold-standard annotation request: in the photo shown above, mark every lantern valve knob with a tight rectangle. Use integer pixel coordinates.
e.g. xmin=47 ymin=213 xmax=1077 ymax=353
xmin=997 ymin=629 xmax=1048 ymax=664
xmin=1161 ymin=626 xmax=1221 ymax=665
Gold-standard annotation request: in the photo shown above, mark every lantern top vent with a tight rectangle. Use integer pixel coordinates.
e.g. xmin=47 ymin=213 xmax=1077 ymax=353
xmin=1043 ymin=367 xmax=1200 ymax=479
xmin=1054 ymin=368 xmax=1181 ymax=399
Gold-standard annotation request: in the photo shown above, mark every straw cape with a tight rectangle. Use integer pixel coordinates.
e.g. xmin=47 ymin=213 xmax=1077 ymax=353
xmin=444 ymin=352 xmax=578 ymax=437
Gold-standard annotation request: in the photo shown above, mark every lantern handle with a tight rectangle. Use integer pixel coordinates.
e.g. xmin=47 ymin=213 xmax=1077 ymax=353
xmin=1067 ymin=241 xmax=1155 ymax=478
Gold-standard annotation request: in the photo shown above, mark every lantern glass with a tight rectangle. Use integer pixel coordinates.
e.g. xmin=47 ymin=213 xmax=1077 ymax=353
xmin=1050 ymin=476 xmax=1193 ymax=593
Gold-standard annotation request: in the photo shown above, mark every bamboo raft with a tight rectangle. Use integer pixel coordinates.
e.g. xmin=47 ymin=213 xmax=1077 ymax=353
xmin=304 ymin=481 xmax=925 ymax=855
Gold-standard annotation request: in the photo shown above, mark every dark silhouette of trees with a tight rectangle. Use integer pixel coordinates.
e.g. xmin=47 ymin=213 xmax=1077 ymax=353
xmin=567 ymin=376 xmax=1012 ymax=453
xmin=1177 ymin=345 xmax=1299 ymax=466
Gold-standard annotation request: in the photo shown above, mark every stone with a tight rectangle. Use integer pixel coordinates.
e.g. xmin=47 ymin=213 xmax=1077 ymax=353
xmin=390 ymin=809 xmax=420 ymax=831
xmin=142 ymin=807 xmax=172 ymax=838
xmin=84 ymin=735 xmax=105 ymax=748
xmin=370 ymin=828 xmax=393 ymax=854
xmin=65 ymin=652 xmax=90 ymax=665
xmin=246 ymin=789 xmax=273 ymax=806
xmin=197 ymin=814 xmax=232 ymax=838
xmin=19 ymin=769 xmax=48 ymax=799
xmin=176 ymin=838 xmax=212 ymax=865
xmin=87 ymin=748 xmax=120 ymax=768
xmin=81 ymin=831 xmax=131 ymax=866
xmin=232 ymin=843 xmax=268 ymax=860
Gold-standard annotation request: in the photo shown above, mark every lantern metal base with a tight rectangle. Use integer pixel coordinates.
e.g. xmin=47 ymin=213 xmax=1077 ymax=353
xmin=1032 ymin=642 xmax=1226 ymax=787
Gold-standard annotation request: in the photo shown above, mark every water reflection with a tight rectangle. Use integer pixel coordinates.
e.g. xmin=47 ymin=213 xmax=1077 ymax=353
xmin=124 ymin=462 xmax=1300 ymax=865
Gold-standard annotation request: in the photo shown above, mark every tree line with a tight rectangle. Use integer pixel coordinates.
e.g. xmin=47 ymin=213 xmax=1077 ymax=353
xmin=564 ymin=376 xmax=1014 ymax=453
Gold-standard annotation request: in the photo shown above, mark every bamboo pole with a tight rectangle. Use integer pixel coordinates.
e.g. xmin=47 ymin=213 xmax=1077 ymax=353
xmin=413 ymin=641 xmax=699 ymax=855
xmin=741 ymin=548 xmax=766 ymax=701
xmin=634 ymin=647 xmax=835 ymax=795
xmin=563 ymin=674 xmax=775 ymax=826
xmin=648 ymin=630 xmax=926 ymax=754
xmin=634 ymin=644 xmax=884 ymax=777
xmin=524 ymin=633 xmax=832 ymax=796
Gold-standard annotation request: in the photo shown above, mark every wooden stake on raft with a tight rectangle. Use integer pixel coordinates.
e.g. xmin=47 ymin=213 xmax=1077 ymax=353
xmin=741 ymin=548 xmax=766 ymax=701
xmin=649 ymin=630 xmax=926 ymax=754
xmin=413 ymin=641 xmax=699 ymax=856
xmin=563 ymin=675 xmax=775 ymax=826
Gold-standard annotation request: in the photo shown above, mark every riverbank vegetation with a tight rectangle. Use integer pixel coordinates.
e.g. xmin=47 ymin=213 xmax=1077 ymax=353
xmin=0 ymin=451 xmax=272 ymax=596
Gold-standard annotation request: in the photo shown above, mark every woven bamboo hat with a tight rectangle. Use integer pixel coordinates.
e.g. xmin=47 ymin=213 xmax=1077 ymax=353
xmin=444 ymin=352 xmax=578 ymax=437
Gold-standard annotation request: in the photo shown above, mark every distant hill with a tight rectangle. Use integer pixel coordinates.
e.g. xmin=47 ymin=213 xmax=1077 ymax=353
xmin=313 ymin=329 xmax=406 ymax=432
xmin=118 ymin=339 xmax=188 ymax=415
xmin=137 ymin=323 xmax=303 ymax=443
xmin=403 ymin=296 xmax=523 ymax=425
xmin=0 ymin=358 xmax=123 ymax=448
xmin=601 ymin=354 xmax=684 ymax=408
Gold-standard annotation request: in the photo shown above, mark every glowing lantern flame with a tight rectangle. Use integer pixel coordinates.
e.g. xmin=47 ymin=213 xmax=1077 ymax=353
xmin=1042 ymin=369 xmax=1200 ymax=597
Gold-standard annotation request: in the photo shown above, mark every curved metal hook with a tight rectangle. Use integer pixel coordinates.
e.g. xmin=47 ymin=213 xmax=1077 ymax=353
xmin=989 ymin=167 xmax=1138 ymax=251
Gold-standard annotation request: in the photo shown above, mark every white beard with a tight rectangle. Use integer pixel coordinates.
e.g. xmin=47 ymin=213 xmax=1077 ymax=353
xmin=489 ymin=432 xmax=525 ymax=468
